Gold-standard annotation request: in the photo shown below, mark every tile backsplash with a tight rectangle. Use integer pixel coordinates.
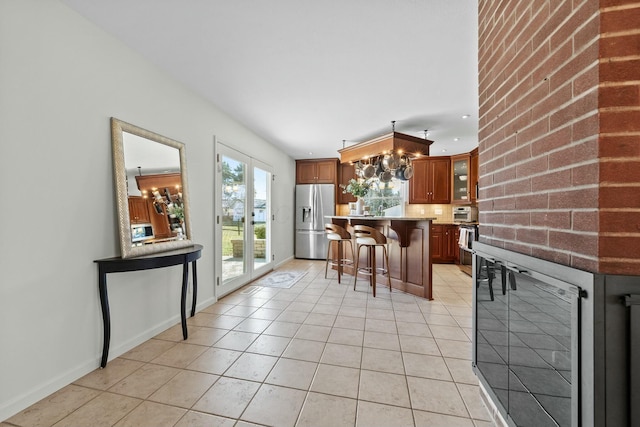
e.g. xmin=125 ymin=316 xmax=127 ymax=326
xmin=336 ymin=203 xmax=459 ymax=223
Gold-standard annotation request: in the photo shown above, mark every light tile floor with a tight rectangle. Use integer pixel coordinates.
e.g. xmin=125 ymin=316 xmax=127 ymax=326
xmin=3 ymin=261 xmax=494 ymax=427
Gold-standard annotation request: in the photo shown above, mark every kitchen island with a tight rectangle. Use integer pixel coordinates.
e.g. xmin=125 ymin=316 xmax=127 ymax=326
xmin=326 ymin=216 xmax=435 ymax=299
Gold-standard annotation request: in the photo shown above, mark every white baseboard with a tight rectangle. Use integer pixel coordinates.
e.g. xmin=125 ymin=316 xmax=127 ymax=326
xmin=1 ymin=297 xmax=216 ymax=422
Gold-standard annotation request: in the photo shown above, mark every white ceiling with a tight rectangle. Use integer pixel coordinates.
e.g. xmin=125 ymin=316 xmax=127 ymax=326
xmin=61 ymin=0 xmax=479 ymax=159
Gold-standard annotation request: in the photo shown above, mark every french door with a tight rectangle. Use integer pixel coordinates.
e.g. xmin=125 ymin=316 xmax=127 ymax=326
xmin=215 ymin=143 xmax=273 ymax=297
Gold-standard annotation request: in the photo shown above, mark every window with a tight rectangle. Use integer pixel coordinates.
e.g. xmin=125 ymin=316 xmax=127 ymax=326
xmin=362 ymin=178 xmax=407 ymax=216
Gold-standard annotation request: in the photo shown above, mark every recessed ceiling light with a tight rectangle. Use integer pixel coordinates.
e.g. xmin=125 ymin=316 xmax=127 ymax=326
xmin=453 ymin=138 xmax=460 ymax=142
xmin=462 ymin=114 xmax=470 ymax=119
xmin=308 ymin=152 xmax=313 ymax=155
xmin=442 ymin=149 xmax=447 ymax=152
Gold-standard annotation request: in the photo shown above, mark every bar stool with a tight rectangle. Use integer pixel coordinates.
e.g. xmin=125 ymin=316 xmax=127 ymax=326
xmin=325 ymin=223 xmax=354 ymax=284
xmin=352 ymin=225 xmax=391 ymax=297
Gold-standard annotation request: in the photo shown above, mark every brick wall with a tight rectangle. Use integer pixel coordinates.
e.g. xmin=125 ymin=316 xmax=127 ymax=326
xmin=478 ymin=0 xmax=640 ymax=275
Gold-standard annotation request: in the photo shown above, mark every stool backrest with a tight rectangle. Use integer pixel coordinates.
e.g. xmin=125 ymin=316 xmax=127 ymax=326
xmin=352 ymin=224 xmax=386 ymax=244
xmin=325 ymin=223 xmax=351 ymax=240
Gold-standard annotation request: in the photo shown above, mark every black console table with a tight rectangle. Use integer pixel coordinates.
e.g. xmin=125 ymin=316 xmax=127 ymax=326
xmin=94 ymin=244 xmax=203 ymax=367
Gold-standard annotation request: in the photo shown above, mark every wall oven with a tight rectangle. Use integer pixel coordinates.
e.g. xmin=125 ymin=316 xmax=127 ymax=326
xmin=453 ymin=206 xmax=478 ymax=222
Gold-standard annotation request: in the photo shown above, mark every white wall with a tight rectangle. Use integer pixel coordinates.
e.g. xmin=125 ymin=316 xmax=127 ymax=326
xmin=0 ymin=0 xmax=295 ymax=420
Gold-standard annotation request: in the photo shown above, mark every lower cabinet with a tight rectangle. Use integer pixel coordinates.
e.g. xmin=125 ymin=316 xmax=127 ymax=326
xmin=431 ymin=224 xmax=458 ymax=263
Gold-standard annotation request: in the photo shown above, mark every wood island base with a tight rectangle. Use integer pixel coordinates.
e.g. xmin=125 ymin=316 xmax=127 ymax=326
xmin=327 ymin=216 xmax=434 ymax=300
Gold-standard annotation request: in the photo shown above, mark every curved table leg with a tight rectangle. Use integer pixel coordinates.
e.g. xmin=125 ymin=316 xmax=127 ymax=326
xmin=191 ymin=260 xmax=198 ymax=317
xmin=181 ymin=261 xmax=189 ymax=340
xmin=98 ymin=267 xmax=110 ymax=368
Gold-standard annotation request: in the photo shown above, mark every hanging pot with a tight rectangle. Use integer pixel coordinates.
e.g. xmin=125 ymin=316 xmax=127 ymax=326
xmin=362 ymin=161 xmax=376 ymax=179
xmin=380 ymin=169 xmax=394 ymax=182
xmin=395 ymin=164 xmax=414 ymax=181
xmin=382 ymin=153 xmax=401 ymax=170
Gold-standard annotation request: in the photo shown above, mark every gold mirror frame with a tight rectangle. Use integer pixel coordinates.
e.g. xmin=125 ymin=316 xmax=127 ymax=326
xmin=111 ymin=117 xmax=194 ymax=258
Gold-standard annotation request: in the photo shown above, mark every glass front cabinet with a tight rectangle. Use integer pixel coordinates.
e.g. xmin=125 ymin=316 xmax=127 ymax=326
xmin=451 ymin=154 xmax=471 ymax=204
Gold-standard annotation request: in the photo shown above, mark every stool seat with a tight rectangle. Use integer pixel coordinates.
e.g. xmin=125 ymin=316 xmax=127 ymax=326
xmin=352 ymin=225 xmax=391 ymax=297
xmin=325 ymin=223 xmax=354 ymax=284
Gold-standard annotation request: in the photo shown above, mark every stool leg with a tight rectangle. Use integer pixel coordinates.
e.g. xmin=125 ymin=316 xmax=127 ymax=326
xmin=370 ymin=245 xmax=376 ymax=298
xmin=325 ymin=239 xmax=332 ymax=279
xmin=353 ymin=244 xmax=361 ymax=291
xmin=383 ymin=245 xmax=391 ymax=291
xmin=337 ymin=240 xmax=343 ymax=284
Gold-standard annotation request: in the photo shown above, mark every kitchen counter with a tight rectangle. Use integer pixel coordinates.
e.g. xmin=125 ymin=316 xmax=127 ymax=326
xmin=326 ymin=216 xmax=434 ymax=299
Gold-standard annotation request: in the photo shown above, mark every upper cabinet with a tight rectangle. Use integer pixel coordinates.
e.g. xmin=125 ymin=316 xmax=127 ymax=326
xmin=469 ymin=148 xmax=478 ymax=205
xmin=337 ymin=162 xmax=357 ymax=204
xmin=451 ymin=148 xmax=479 ymax=204
xmin=409 ymin=157 xmax=451 ymax=204
xmin=128 ymin=196 xmax=151 ymax=224
xmin=296 ymin=159 xmax=338 ymax=184
xmin=451 ymin=154 xmax=471 ymax=204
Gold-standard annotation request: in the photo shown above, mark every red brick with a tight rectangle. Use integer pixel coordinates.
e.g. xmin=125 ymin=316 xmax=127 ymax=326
xmin=549 ymin=187 xmax=599 ymax=209
xmin=572 ymin=113 xmax=599 ymax=142
xmin=573 ymin=210 xmax=599 ymax=232
xmin=601 ymin=7 xmax=640 ymax=33
xmin=573 ymin=14 xmax=599 ymax=53
xmin=531 ymin=83 xmax=572 ymax=122
xmin=531 ymin=126 xmax=573 ymax=156
xmin=598 ymin=259 xmax=640 ymax=276
xmin=600 ymin=160 xmax=640 ymax=183
xmin=504 ymin=241 xmax=534 ymax=256
xmin=532 ymin=40 xmax=572 ymax=84
xmin=493 ymin=196 xmax=517 ymax=210
xmin=599 ymin=235 xmax=640 ymax=258
xmin=600 ymin=211 xmax=640 ymax=233
xmin=517 ymin=156 xmax=549 ymax=178
xmin=600 ymin=186 xmax=640 ymax=208
xmin=532 ymin=1 xmax=572 ymax=48
xmin=517 ymin=118 xmax=551 ymax=145
xmin=505 ymin=144 xmax=532 ymax=166
xmin=600 ymin=33 xmax=640 ymax=59
xmin=549 ymin=230 xmax=598 ymax=255
xmin=599 ymin=134 xmax=640 ymax=157
xmin=599 ymin=84 xmax=640 ymax=108
xmin=493 ymin=225 xmax=517 ymax=240
xmin=484 ymin=183 xmax=506 ymax=200
xmin=548 ymin=139 xmax=598 ymax=170
xmin=532 ymin=247 xmax=571 ymax=265
xmin=572 ymin=163 xmax=599 ymax=186
xmin=494 ymin=165 xmax=518 ymax=183
xmin=532 ymin=169 xmax=573 ymax=191
xmin=531 ymin=211 xmax=572 ymax=229
xmin=504 ymin=212 xmax=531 ymax=226
xmin=573 ymin=63 xmax=599 ymax=96
xmin=516 ymin=193 xmax=549 ymax=210
xmin=601 ymin=59 xmax=640 ymax=83
xmin=600 ymin=109 xmax=640 ymax=133
xmin=549 ymin=42 xmax=599 ymax=92
xmin=550 ymin=90 xmax=598 ymax=130
xmin=519 ymin=227 xmax=550 ymax=246
xmin=571 ymin=255 xmax=599 ymax=273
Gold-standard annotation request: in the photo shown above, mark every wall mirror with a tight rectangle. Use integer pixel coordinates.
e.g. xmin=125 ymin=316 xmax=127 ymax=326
xmin=111 ymin=117 xmax=193 ymax=258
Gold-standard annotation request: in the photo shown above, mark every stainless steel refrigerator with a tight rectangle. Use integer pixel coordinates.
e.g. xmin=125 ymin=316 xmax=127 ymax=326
xmin=295 ymin=184 xmax=335 ymax=259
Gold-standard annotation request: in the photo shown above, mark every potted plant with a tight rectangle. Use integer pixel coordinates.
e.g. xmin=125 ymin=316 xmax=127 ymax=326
xmin=340 ymin=178 xmax=372 ymax=214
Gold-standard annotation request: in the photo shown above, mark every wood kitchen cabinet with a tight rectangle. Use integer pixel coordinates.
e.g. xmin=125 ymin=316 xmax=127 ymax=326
xmin=337 ymin=162 xmax=357 ymax=204
xmin=409 ymin=157 xmax=451 ymax=204
xmin=431 ymin=224 xmax=458 ymax=263
xmin=451 ymin=154 xmax=471 ymax=204
xmin=469 ymin=148 xmax=478 ymax=204
xmin=128 ymin=196 xmax=151 ymax=224
xmin=296 ymin=159 xmax=338 ymax=184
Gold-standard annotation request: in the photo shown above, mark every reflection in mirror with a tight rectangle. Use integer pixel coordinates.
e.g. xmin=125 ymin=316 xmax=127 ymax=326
xmin=111 ymin=117 xmax=193 ymax=258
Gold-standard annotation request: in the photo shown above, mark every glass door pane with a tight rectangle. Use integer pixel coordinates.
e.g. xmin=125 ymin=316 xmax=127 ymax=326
xmin=253 ymin=165 xmax=271 ymax=273
xmin=215 ymin=143 xmax=275 ymax=298
xmin=221 ymin=154 xmax=247 ymax=285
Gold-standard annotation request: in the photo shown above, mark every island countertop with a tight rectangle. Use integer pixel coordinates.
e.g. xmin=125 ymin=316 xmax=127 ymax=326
xmin=326 ymin=216 xmax=434 ymax=299
xmin=327 ymin=215 xmax=437 ymax=221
